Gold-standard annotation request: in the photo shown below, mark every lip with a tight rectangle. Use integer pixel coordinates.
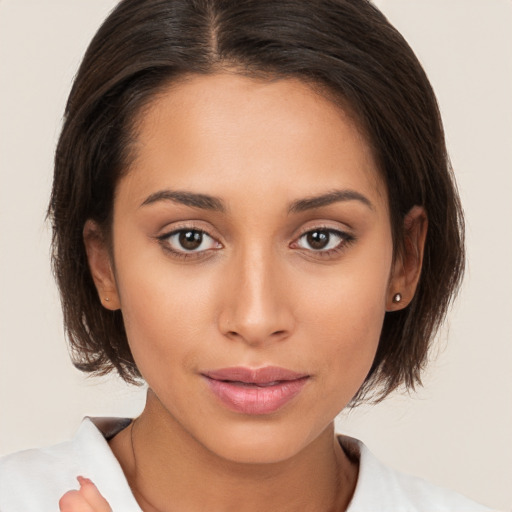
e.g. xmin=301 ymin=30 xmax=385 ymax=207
xmin=202 ymin=366 xmax=310 ymax=415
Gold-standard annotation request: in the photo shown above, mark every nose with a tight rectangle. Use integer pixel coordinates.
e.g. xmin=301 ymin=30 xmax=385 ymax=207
xmin=217 ymin=245 xmax=295 ymax=346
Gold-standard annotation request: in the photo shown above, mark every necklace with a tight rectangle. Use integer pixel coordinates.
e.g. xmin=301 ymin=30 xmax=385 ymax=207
xmin=127 ymin=418 xmax=349 ymax=512
xmin=129 ymin=418 xmax=166 ymax=512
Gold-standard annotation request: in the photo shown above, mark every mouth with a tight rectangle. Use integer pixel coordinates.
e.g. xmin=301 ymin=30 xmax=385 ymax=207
xmin=201 ymin=366 xmax=310 ymax=415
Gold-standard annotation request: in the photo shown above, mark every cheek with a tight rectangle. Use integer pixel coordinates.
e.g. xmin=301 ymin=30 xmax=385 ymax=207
xmin=300 ymin=297 xmax=385 ymax=417
xmin=112 ymin=244 xmax=220 ymax=376
xmin=310 ymin=288 xmax=385 ymax=376
xmin=299 ymin=248 xmax=392 ymax=389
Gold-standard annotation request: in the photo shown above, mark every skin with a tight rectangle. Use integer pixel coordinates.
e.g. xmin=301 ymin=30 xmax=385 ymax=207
xmin=77 ymin=73 xmax=427 ymax=512
xmin=59 ymin=478 xmax=112 ymax=512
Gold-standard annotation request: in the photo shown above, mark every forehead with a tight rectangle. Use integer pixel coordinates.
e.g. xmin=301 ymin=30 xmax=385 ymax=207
xmin=123 ymin=73 xmax=386 ymax=209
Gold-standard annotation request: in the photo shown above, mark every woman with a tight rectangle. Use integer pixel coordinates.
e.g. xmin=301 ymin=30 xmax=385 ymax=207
xmin=0 ymin=0 xmax=496 ymax=510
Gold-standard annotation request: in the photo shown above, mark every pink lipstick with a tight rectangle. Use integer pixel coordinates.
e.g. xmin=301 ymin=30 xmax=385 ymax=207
xmin=202 ymin=367 xmax=309 ymax=415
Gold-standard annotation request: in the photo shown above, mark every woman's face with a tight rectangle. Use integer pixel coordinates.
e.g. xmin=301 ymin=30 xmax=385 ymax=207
xmin=88 ymin=73 xmax=405 ymax=463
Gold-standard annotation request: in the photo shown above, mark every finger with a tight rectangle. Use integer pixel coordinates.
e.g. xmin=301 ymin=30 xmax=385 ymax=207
xmin=77 ymin=476 xmax=113 ymax=512
xmin=59 ymin=490 xmax=95 ymax=512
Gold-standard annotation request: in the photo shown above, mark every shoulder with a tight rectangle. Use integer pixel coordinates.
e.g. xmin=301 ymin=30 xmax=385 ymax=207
xmin=0 ymin=417 xmax=140 ymax=511
xmin=340 ymin=435 xmax=496 ymax=512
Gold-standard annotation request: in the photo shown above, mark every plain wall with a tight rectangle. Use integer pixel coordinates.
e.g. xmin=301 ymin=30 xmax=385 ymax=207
xmin=0 ymin=1 xmax=510 ymax=510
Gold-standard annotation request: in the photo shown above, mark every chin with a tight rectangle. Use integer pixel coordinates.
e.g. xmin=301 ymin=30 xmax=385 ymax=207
xmin=195 ymin=418 xmax=324 ymax=465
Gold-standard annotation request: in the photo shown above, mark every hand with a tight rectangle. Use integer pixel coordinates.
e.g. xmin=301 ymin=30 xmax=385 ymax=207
xmin=59 ymin=476 xmax=112 ymax=512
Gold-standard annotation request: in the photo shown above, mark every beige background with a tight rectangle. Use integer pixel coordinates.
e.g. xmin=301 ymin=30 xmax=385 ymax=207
xmin=0 ymin=1 xmax=510 ymax=510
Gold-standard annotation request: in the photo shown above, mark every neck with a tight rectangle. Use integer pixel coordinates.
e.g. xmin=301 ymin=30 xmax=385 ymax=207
xmin=109 ymin=390 xmax=358 ymax=512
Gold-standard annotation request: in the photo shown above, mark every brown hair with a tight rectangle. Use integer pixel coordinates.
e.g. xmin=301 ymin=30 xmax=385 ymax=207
xmin=49 ymin=0 xmax=464 ymax=404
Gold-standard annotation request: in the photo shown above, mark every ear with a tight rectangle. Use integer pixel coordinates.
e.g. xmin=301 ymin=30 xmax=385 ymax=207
xmin=83 ymin=220 xmax=121 ymax=311
xmin=387 ymin=206 xmax=428 ymax=311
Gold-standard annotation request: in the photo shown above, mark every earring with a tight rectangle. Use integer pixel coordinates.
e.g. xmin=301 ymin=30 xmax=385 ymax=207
xmin=392 ymin=293 xmax=402 ymax=304
xmin=104 ymin=297 xmax=110 ymax=302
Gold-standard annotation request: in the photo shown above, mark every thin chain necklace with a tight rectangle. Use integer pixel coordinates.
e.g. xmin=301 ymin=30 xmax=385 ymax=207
xmin=128 ymin=418 xmax=347 ymax=512
xmin=129 ymin=418 xmax=166 ymax=512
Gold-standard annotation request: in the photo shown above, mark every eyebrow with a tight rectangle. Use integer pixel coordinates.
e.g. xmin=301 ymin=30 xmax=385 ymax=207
xmin=288 ymin=189 xmax=374 ymax=213
xmin=140 ymin=188 xmax=373 ymax=214
xmin=140 ymin=190 xmax=226 ymax=212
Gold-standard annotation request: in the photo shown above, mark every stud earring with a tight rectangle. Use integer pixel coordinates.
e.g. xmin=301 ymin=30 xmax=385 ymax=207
xmin=104 ymin=297 xmax=110 ymax=302
xmin=392 ymin=293 xmax=402 ymax=304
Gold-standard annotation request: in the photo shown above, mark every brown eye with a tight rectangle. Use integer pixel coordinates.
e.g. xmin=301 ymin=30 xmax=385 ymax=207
xmin=306 ymin=230 xmax=330 ymax=250
xmin=179 ymin=230 xmax=203 ymax=250
xmin=296 ymin=229 xmax=348 ymax=252
xmin=162 ymin=229 xmax=220 ymax=254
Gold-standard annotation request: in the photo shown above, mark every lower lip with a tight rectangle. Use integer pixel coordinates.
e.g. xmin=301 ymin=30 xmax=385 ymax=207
xmin=204 ymin=377 xmax=309 ymax=415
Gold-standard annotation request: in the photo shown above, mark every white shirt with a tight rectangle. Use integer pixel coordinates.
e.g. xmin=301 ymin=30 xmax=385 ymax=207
xmin=0 ymin=417 xmax=494 ymax=511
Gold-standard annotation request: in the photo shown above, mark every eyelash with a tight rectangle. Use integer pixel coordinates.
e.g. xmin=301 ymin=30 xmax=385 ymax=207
xmin=293 ymin=227 xmax=355 ymax=258
xmin=157 ymin=226 xmax=221 ymax=260
xmin=157 ymin=226 xmax=355 ymax=261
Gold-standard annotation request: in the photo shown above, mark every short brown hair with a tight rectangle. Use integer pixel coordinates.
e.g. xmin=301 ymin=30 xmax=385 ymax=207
xmin=49 ymin=0 xmax=464 ymax=404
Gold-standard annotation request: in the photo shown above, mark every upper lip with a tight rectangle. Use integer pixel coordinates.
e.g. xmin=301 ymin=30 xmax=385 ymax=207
xmin=202 ymin=366 xmax=309 ymax=384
